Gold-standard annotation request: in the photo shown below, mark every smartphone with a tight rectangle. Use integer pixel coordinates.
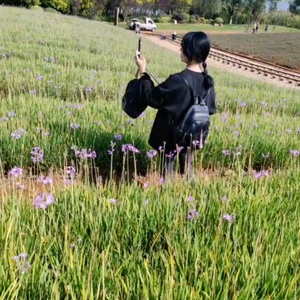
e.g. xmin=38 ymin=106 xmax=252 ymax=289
xmin=138 ymin=37 xmax=141 ymax=58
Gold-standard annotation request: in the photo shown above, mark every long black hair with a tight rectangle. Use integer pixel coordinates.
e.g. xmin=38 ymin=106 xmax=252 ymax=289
xmin=181 ymin=31 xmax=214 ymax=89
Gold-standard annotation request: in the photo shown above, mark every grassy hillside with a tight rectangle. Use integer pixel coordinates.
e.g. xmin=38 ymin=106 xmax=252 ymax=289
xmin=1 ymin=6 xmax=300 ymax=300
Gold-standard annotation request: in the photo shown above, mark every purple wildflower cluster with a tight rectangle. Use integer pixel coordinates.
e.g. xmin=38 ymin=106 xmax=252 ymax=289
xmin=252 ymin=170 xmax=269 ymax=179
xmin=34 ymin=193 xmax=55 ymax=209
xmin=220 ymin=195 xmax=229 ymax=203
xmin=9 ymin=166 xmax=23 ymax=178
xmin=12 ymin=253 xmax=31 ymax=274
xmin=64 ymin=166 xmax=76 ymax=185
xmin=31 ymin=147 xmax=44 ymax=163
xmin=44 ymin=56 xmax=56 ymax=63
xmin=37 ymin=175 xmax=52 ymax=185
xmin=290 ymin=150 xmax=300 ymax=157
xmin=223 ymin=213 xmax=236 ymax=223
xmin=121 ymin=144 xmax=140 ymax=153
xmin=11 ymin=129 xmax=26 ymax=139
xmin=71 ymin=146 xmax=96 ymax=159
xmin=147 ymin=150 xmax=158 ymax=158
xmin=187 ymin=209 xmax=200 ymax=220
xmin=222 ymin=145 xmax=242 ymax=157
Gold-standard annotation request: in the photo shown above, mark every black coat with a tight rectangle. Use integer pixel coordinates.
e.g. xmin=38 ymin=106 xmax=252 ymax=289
xmin=135 ymin=69 xmax=217 ymax=153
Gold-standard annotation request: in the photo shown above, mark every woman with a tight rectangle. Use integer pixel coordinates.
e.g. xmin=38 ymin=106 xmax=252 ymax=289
xmin=131 ymin=31 xmax=216 ymax=179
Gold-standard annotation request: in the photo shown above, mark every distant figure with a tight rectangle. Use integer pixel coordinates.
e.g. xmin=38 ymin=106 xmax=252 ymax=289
xmin=172 ymin=31 xmax=177 ymax=41
xmin=244 ymin=26 xmax=249 ymax=34
xmin=174 ymin=20 xmax=177 ymax=25
xmin=265 ymin=24 xmax=269 ymax=33
xmin=256 ymin=22 xmax=260 ymax=33
xmin=135 ymin=23 xmax=140 ymax=34
xmin=253 ymin=22 xmax=256 ymax=34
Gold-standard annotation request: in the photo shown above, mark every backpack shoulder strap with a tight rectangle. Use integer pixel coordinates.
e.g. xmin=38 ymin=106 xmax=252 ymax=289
xmin=178 ymin=73 xmax=211 ymax=105
xmin=178 ymin=73 xmax=194 ymax=102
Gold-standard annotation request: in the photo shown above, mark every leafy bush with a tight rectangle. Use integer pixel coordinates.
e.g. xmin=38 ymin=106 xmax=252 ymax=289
xmin=199 ymin=17 xmax=210 ymax=24
xmin=153 ymin=16 xmax=172 ymax=23
xmin=189 ymin=15 xmax=197 ymax=23
xmin=263 ymin=11 xmax=300 ymax=29
xmin=29 ymin=5 xmax=44 ymax=10
xmin=172 ymin=13 xmax=190 ymax=23
xmin=215 ymin=17 xmax=223 ymax=25
xmin=44 ymin=7 xmax=60 ymax=13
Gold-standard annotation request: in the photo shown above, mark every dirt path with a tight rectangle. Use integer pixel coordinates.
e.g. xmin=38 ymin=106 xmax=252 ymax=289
xmin=143 ymin=34 xmax=300 ymax=90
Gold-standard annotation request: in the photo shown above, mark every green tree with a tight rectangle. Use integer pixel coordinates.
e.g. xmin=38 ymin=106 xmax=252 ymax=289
xmin=41 ymin=0 xmax=70 ymax=13
xmin=290 ymin=0 xmax=300 ymax=15
xmin=221 ymin=0 xmax=244 ymax=24
xmin=243 ymin=0 xmax=266 ymax=21
xmin=268 ymin=0 xmax=279 ymax=12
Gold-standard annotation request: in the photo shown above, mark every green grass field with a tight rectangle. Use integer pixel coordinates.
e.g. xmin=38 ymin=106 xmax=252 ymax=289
xmin=1 ymin=6 xmax=300 ymax=299
xmin=118 ymin=21 xmax=300 ymax=33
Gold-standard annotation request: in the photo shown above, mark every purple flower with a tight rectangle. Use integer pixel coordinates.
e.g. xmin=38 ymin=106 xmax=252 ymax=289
xmin=72 ymin=147 xmax=96 ymax=159
xmin=11 ymin=128 xmax=26 ymax=139
xmin=71 ymin=123 xmax=80 ymax=130
xmin=158 ymin=177 xmax=165 ymax=185
xmin=109 ymin=198 xmax=117 ymax=204
xmin=114 ymin=134 xmax=122 ymax=140
xmin=70 ymin=243 xmax=75 ymax=248
xmin=220 ymin=195 xmax=228 ymax=203
xmin=37 ymin=76 xmax=43 ymax=81
xmin=166 ymin=151 xmax=174 ymax=158
xmin=37 ymin=175 xmax=52 ymax=185
xmin=144 ymin=199 xmax=149 ymax=206
xmin=121 ymin=144 xmax=140 ymax=153
xmin=238 ymin=101 xmax=247 ymax=107
xmin=221 ymin=112 xmax=228 ymax=123
xmin=222 ymin=150 xmax=231 ymax=156
xmin=9 ymin=166 xmax=23 ymax=178
xmin=140 ymin=112 xmax=146 ymax=117
xmin=147 ymin=150 xmax=158 ymax=158
xmin=187 ymin=209 xmax=200 ymax=220
xmin=234 ymin=131 xmax=240 ymax=136
xmin=34 ymin=193 xmax=55 ymax=209
xmin=262 ymin=153 xmax=270 ymax=159
xmin=290 ymin=150 xmax=299 ymax=156
xmin=253 ymin=170 xmax=269 ymax=179
xmin=11 ymin=253 xmax=31 ymax=274
xmin=30 ymin=90 xmax=36 ymax=95
xmin=66 ymin=166 xmax=76 ymax=178
xmin=143 ymin=182 xmax=150 ymax=189
xmin=187 ymin=196 xmax=194 ymax=201
xmin=0 ymin=116 xmax=8 ymax=122
xmin=286 ymin=129 xmax=292 ymax=133
xmin=16 ymin=182 xmax=26 ymax=190
xmin=31 ymin=147 xmax=44 ymax=163
xmin=223 ymin=213 xmax=236 ymax=222
xmin=8 ymin=111 xmax=16 ymax=117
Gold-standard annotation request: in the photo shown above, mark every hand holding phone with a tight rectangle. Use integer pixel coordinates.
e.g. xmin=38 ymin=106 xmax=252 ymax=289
xmin=138 ymin=37 xmax=141 ymax=58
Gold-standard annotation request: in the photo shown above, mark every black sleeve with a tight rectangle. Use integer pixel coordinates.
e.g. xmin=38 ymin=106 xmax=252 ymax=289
xmin=208 ymin=87 xmax=217 ymax=115
xmin=137 ymin=73 xmax=186 ymax=110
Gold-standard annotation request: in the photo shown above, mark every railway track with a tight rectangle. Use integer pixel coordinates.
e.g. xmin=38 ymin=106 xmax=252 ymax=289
xmin=142 ymin=32 xmax=300 ymax=88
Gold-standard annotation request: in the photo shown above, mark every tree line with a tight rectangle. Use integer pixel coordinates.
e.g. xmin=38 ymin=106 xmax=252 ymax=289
xmin=0 ymin=0 xmax=299 ymax=24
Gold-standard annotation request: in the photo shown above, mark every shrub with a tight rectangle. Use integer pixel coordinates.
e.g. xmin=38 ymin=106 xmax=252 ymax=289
xmin=199 ymin=17 xmax=210 ymax=24
xmin=153 ymin=16 xmax=172 ymax=23
xmin=172 ymin=13 xmax=189 ymax=23
xmin=215 ymin=17 xmax=223 ymax=25
xmin=29 ymin=5 xmax=44 ymax=10
xmin=45 ymin=7 xmax=60 ymax=13
xmin=189 ymin=15 xmax=197 ymax=23
xmin=263 ymin=11 xmax=300 ymax=29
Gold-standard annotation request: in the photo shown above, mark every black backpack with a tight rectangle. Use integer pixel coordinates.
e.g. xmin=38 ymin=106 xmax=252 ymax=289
xmin=171 ymin=74 xmax=211 ymax=148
